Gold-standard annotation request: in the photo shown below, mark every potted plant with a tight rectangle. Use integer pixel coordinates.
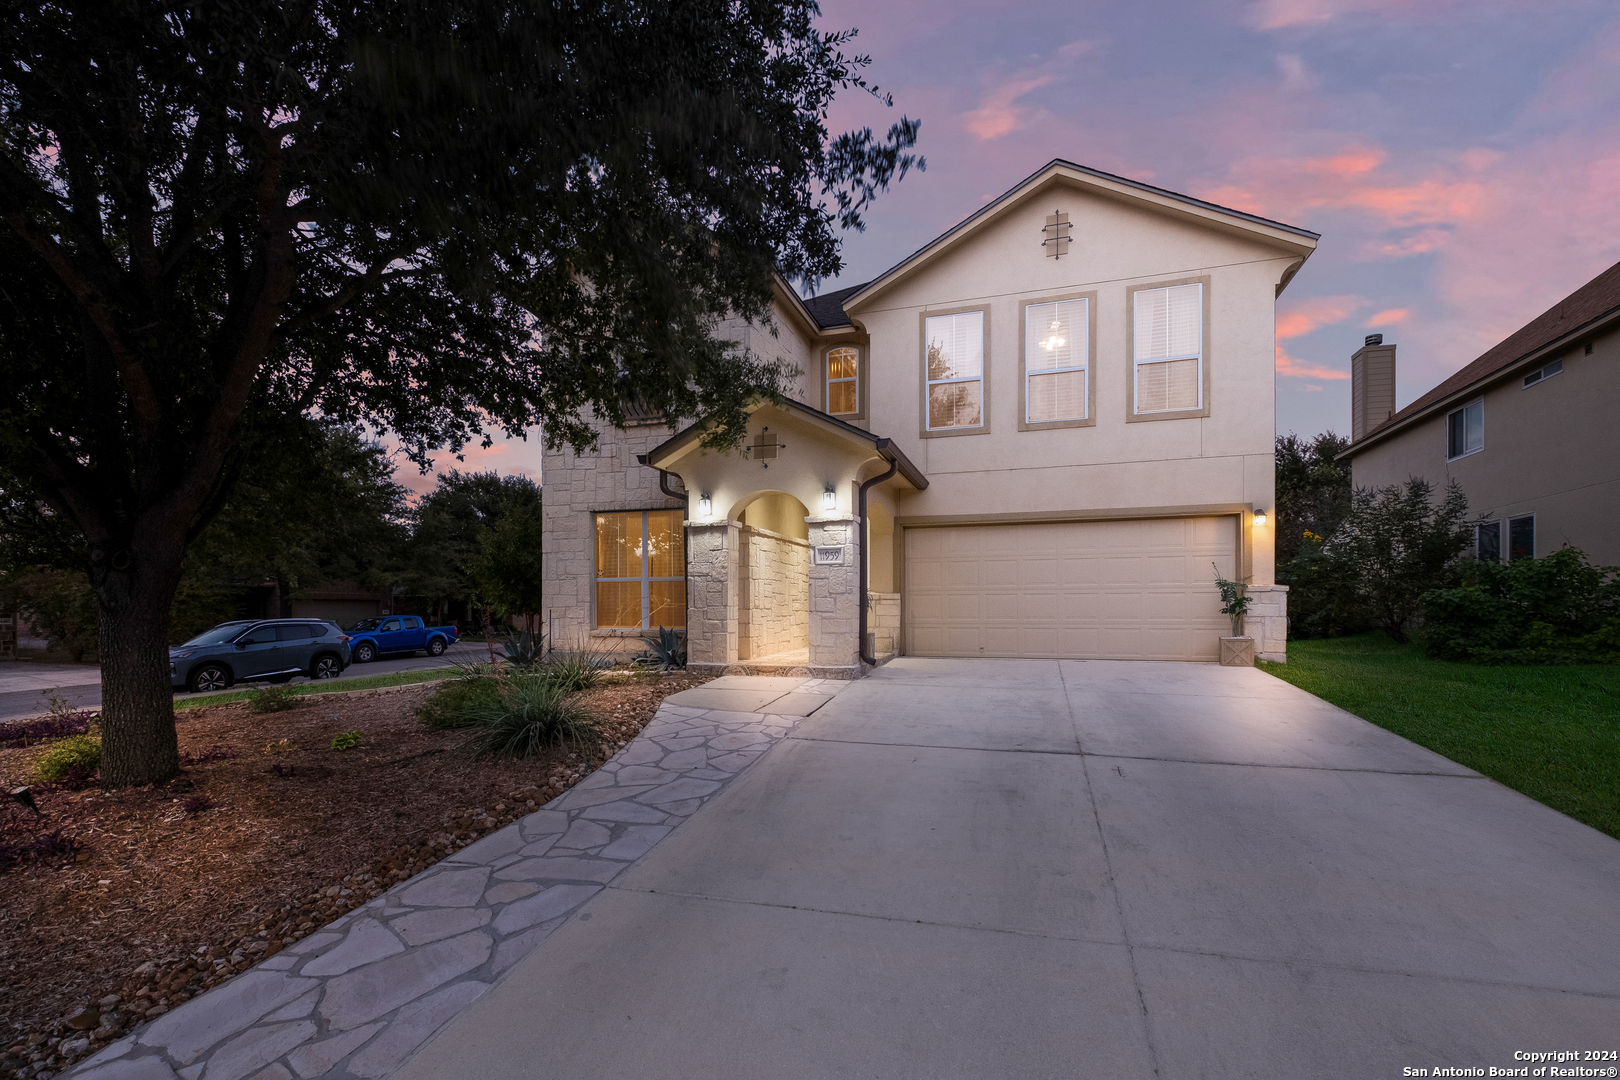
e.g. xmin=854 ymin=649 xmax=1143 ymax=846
xmin=1212 ymin=565 xmax=1255 ymax=667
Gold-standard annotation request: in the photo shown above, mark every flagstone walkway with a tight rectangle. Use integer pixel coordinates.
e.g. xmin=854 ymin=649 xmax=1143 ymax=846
xmin=66 ymin=677 xmax=846 ymax=1080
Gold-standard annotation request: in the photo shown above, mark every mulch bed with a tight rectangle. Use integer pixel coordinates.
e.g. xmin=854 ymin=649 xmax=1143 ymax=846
xmin=0 ymin=671 xmax=709 ymax=1077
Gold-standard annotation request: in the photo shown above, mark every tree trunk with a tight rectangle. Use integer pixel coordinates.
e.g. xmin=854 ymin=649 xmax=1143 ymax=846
xmin=93 ymin=538 xmax=186 ymax=788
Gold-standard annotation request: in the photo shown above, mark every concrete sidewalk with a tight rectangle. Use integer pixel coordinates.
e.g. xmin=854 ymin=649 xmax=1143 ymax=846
xmin=393 ymin=658 xmax=1620 ymax=1079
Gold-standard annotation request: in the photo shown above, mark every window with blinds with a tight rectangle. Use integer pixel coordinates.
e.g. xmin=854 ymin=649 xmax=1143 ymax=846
xmin=595 ymin=510 xmax=686 ymax=629
xmin=1025 ymin=298 xmax=1088 ymax=423
xmin=1133 ymin=283 xmax=1203 ymax=414
xmin=827 ymin=347 xmax=859 ymax=415
xmin=925 ymin=311 xmax=984 ymax=430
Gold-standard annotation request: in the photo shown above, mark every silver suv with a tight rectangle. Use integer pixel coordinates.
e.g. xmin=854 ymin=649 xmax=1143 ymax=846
xmin=170 ymin=619 xmax=353 ymax=693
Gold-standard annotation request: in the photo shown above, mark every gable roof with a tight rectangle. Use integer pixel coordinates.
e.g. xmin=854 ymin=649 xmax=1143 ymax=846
xmin=1343 ymin=258 xmax=1620 ymax=457
xmin=802 ymin=282 xmax=868 ymax=330
xmin=838 ymin=159 xmax=1319 ymax=316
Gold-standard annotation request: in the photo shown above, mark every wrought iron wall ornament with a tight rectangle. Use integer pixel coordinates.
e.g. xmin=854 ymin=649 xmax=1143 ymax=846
xmin=1041 ymin=210 xmax=1071 ymax=258
xmin=742 ymin=425 xmax=785 ymax=468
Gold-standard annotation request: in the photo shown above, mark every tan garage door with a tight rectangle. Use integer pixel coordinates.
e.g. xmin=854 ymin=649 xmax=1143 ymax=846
xmin=904 ymin=516 xmax=1238 ymax=661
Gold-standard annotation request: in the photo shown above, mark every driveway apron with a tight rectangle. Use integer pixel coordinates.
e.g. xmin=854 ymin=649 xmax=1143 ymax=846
xmin=163 ymin=660 xmax=1620 ymax=1079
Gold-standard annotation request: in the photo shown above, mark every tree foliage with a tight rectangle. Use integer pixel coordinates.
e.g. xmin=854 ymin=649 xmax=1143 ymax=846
xmin=1423 ymin=547 xmax=1620 ymax=664
xmin=1273 ymin=431 xmax=1362 ymax=639
xmin=0 ymin=0 xmax=920 ymax=785
xmin=406 ymin=471 xmax=542 ymax=620
xmin=1323 ymin=478 xmax=1472 ymax=643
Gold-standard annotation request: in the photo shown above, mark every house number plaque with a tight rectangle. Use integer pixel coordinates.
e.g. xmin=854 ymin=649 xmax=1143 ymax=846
xmin=812 ymin=546 xmax=845 ymax=566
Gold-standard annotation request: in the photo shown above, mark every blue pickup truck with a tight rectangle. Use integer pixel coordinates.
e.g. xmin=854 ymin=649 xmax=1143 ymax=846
xmin=344 ymin=616 xmax=459 ymax=663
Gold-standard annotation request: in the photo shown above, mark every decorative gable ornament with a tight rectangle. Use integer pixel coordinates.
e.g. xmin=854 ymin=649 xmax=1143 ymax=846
xmin=742 ymin=425 xmax=785 ymax=467
xmin=1041 ymin=210 xmax=1072 ymax=259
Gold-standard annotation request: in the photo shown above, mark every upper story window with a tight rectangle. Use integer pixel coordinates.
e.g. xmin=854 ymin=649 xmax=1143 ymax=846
xmin=827 ymin=347 xmax=859 ymax=415
xmin=1522 ymin=358 xmax=1562 ymax=388
xmin=924 ymin=310 xmax=985 ymax=431
xmin=1446 ymin=399 xmax=1483 ymax=459
xmin=1133 ymin=283 xmax=1203 ymax=415
xmin=595 ymin=510 xmax=686 ymax=629
xmin=1025 ymin=298 xmax=1088 ymax=423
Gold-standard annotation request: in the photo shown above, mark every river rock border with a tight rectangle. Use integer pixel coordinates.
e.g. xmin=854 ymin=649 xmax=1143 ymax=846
xmin=67 ymin=684 xmax=841 ymax=1080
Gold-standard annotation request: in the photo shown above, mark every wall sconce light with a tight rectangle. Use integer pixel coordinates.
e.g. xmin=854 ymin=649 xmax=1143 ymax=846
xmin=822 ymin=486 xmax=837 ymax=511
xmin=1253 ymin=508 xmax=1268 ymax=528
xmin=698 ymin=493 xmax=712 ymax=518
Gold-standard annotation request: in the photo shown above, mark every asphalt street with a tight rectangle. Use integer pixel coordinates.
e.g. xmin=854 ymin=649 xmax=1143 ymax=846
xmin=0 ymin=641 xmax=491 ymax=722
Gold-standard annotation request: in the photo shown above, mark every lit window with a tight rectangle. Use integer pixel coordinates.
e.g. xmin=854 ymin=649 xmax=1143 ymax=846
xmin=594 ymin=510 xmax=685 ymax=629
xmin=1025 ymin=298 xmax=1088 ymax=423
xmin=827 ymin=347 xmax=859 ymax=415
xmin=925 ymin=311 xmax=984 ymax=430
xmin=1446 ymin=400 xmax=1483 ymax=459
xmin=1133 ymin=284 xmax=1202 ymax=414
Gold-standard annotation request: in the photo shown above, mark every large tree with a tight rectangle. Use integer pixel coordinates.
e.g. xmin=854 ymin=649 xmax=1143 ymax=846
xmin=0 ymin=0 xmax=921 ymax=785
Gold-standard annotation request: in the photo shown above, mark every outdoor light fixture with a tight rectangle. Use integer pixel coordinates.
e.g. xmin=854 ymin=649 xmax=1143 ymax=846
xmin=698 ymin=493 xmax=712 ymax=517
xmin=1253 ymin=508 xmax=1268 ymax=527
xmin=822 ymin=486 xmax=837 ymax=511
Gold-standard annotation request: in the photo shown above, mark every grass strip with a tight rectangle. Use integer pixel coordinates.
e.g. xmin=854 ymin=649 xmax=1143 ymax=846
xmin=1261 ymin=633 xmax=1620 ymax=840
xmin=175 ymin=666 xmax=460 ymax=711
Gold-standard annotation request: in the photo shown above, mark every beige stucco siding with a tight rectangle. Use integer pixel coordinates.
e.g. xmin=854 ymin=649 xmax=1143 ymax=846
xmin=1350 ymin=326 xmax=1620 ymax=566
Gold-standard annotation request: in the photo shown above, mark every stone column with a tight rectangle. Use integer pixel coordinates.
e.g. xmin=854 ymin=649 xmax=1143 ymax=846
xmin=1245 ymin=584 xmax=1289 ymax=664
xmin=806 ymin=514 xmax=861 ymax=678
xmin=685 ymin=520 xmax=740 ymax=674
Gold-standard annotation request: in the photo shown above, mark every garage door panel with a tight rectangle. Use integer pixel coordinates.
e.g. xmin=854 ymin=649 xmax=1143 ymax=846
xmin=905 ymin=517 xmax=1236 ymax=661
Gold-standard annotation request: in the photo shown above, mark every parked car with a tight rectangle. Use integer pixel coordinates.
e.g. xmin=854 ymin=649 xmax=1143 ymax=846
xmin=343 ymin=616 xmax=459 ymax=663
xmin=170 ymin=619 xmax=352 ymax=694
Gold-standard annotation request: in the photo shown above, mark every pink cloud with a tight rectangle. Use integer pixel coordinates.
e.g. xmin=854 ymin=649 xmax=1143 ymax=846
xmin=1276 ymin=345 xmax=1352 ymax=380
xmin=1367 ymin=308 xmax=1409 ymax=327
xmin=1276 ymin=294 xmax=1363 ymax=340
xmin=963 ymin=73 xmax=1057 ymax=140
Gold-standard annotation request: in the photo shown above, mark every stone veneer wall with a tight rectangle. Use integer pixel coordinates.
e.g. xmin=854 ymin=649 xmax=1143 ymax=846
xmin=737 ymin=526 xmax=809 ymax=660
xmin=540 ymin=423 xmax=685 ymax=661
xmin=806 ymin=515 xmax=860 ymax=674
xmin=867 ymin=592 xmax=900 ymax=662
xmin=1246 ymin=584 xmax=1289 ymax=663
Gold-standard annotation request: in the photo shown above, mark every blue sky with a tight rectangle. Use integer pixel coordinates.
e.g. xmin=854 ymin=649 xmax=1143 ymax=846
xmin=399 ymin=0 xmax=1620 ymax=492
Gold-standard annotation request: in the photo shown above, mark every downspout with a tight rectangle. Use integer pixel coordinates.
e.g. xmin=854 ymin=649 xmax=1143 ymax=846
xmin=858 ymin=439 xmax=899 ymax=668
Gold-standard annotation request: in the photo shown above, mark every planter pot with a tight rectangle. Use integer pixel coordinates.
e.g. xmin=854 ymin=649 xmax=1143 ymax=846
xmin=1219 ymin=636 xmax=1256 ymax=667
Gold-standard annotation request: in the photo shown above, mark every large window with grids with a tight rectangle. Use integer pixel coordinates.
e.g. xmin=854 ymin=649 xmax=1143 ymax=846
xmin=924 ymin=310 xmax=985 ymax=431
xmin=1025 ymin=297 xmax=1088 ymax=423
xmin=1133 ymin=282 xmax=1203 ymax=415
xmin=826 ymin=347 xmax=860 ymax=415
xmin=594 ymin=510 xmax=686 ymax=629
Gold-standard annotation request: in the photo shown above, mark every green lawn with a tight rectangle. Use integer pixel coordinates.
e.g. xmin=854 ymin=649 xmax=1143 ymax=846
xmin=174 ymin=666 xmax=461 ymax=711
xmin=1260 ymin=634 xmax=1620 ymax=840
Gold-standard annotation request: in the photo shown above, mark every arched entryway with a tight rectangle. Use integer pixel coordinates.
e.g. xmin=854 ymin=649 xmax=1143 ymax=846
xmin=733 ymin=492 xmax=811 ymax=663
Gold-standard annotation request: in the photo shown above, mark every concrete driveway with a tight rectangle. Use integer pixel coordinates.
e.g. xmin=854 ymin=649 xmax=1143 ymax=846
xmin=394 ymin=658 xmax=1620 ymax=1079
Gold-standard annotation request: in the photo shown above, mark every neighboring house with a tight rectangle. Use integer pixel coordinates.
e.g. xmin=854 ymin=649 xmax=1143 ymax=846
xmin=1340 ymin=260 xmax=1620 ymax=567
xmin=542 ymin=159 xmax=1319 ymax=674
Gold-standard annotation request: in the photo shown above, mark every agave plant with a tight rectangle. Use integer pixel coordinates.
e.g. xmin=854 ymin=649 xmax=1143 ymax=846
xmin=501 ymin=629 xmax=543 ymax=667
xmin=643 ymin=626 xmax=687 ymax=671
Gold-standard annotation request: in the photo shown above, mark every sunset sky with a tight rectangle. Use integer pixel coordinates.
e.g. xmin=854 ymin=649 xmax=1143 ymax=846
xmin=397 ymin=0 xmax=1620 ymax=494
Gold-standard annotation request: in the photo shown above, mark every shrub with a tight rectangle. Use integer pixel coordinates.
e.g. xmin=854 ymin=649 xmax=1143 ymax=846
xmin=1423 ymin=547 xmax=1620 ymax=664
xmin=461 ymin=677 xmax=599 ymax=759
xmin=500 ymin=629 xmax=543 ymax=667
xmin=0 ymin=710 xmax=92 ymax=748
xmin=331 ymin=731 xmax=362 ymax=751
xmin=246 ymin=685 xmax=299 ymax=713
xmin=539 ymin=645 xmax=609 ymax=692
xmin=34 ymin=735 xmax=101 ymax=782
xmin=643 ymin=626 xmax=687 ymax=671
xmin=417 ymin=674 xmax=505 ymax=729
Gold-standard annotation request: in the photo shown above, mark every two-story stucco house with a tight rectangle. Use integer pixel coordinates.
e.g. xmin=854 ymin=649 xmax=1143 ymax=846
xmin=541 ymin=160 xmax=1319 ymax=676
xmin=1341 ymin=259 xmax=1620 ymax=566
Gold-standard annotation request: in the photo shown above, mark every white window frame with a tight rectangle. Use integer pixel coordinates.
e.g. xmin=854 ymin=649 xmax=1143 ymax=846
xmin=1023 ymin=296 xmax=1089 ymax=425
xmin=1522 ymin=358 xmax=1562 ymax=389
xmin=825 ymin=346 xmax=860 ymax=416
xmin=593 ymin=510 xmax=685 ymax=629
xmin=922 ymin=309 xmax=987 ymax=435
xmin=1445 ymin=398 xmax=1484 ymax=461
xmin=1130 ymin=281 xmax=1206 ymax=418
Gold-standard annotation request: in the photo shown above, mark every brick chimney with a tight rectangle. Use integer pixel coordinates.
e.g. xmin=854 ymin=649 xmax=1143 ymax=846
xmin=1351 ymin=333 xmax=1397 ymax=441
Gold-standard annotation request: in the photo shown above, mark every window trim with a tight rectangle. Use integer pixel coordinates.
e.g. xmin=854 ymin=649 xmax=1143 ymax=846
xmin=1125 ymin=275 xmax=1212 ymax=423
xmin=918 ymin=305 xmax=991 ymax=439
xmin=1445 ymin=397 xmax=1485 ymax=461
xmin=592 ymin=509 xmax=687 ymax=630
xmin=1018 ymin=290 xmax=1097 ymax=431
xmin=823 ymin=343 xmax=865 ymax=420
